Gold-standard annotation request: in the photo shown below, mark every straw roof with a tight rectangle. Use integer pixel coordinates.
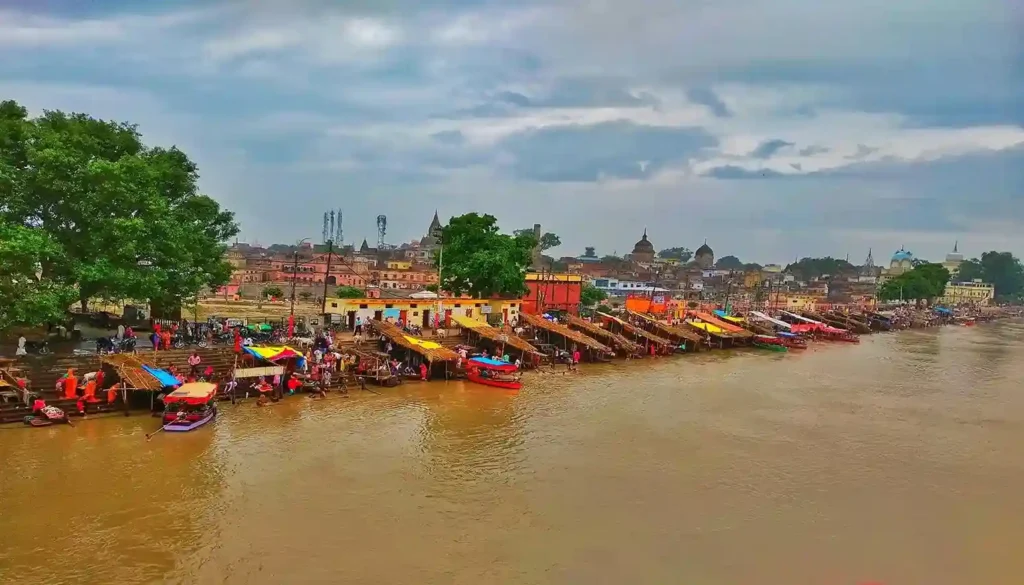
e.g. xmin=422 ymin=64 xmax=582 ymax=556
xmin=370 ymin=320 xmax=459 ymax=362
xmin=518 ymin=312 xmax=612 ymax=353
xmin=626 ymin=311 xmax=704 ymax=343
xmin=600 ymin=313 xmax=674 ymax=346
xmin=450 ymin=315 xmax=541 ymax=355
xmin=101 ymin=354 xmax=164 ymax=390
xmin=564 ymin=315 xmax=641 ymax=355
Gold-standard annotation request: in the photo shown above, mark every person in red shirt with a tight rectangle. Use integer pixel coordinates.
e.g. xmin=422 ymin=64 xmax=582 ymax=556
xmin=233 ymin=330 xmax=242 ymax=354
xmin=419 ymin=362 xmax=428 ymax=381
xmin=287 ymin=376 xmax=301 ymax=394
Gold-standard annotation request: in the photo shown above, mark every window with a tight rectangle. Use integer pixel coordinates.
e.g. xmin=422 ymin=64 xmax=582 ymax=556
xmin=331 ymin=302 xmax=338 ymax=308
xmin=385 ymin=304 xmax=393 ymax=308
xmin=359 ymin=304 xmax=368 ymax=309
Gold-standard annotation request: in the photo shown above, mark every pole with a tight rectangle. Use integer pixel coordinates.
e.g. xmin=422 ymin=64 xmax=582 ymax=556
xmin=289 ymin=249 xmax=299 ymax=316
xmin=321 ymin=239 xmax=334 ymax=322
xmin=437 ymin=240 xmax=443 ymax=330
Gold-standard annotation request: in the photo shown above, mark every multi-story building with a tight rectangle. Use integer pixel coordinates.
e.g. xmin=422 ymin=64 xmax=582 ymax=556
xmin=588 ymin=277 xmax=671 ymax=297
xmin=939 ymin=279 xmax=995 ymax=306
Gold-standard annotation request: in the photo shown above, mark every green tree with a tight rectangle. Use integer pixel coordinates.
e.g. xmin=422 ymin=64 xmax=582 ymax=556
xmin=877 ymin=263 xmax=950 ymax=304
xmin=439 ymin=213 xmax=533 ymax=298
xmin=582 ymin=246 xmax=597 ymax=258
xmin=514 ymin=228 xmax=561 ymax=251
xmin=785 ymin=257 xmax=856 ymax=280
xmin=658 ymin=247 xmax=693 ymax=262
xmin=298 ymin=291 xmax=313 ymax=302
xmin=0 ymin=221 xmax=78 ymax=331
xmin=743 ymin=262 xmax=764 ymax=271
xmin=959 ymin=252 xmax=1024 ymax=300
xmin=425 ymin=284 xmax=439 ymax=293
xmin=262 ymin=286 xmax=284 ymax=299
xmin=0 ymin=100 xmax=238 ymax=312
xmin=335 ymin=286 xmax=364 ymax=298
xmin=715 ymin=255 xmax=744 ymax=270
xmin=580 ymin=283 xmax=608 ymax=307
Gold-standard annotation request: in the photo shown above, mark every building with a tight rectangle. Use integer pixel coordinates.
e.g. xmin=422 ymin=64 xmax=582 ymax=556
xmin=521 ymin=272 xmax=583 ymax=315
xmin=942 ymin=242 xmax=964 ymax=276
xmin=270 ymin=252 xmax=370 ymax=287
xmin=879 ymin=247 xmax=915 ymax=285
xmin=589 ymin=277 xmax=670 ymax=297
xmin=628 ymin=229 xmax=656 ymax=263
xmin=939 ymin=279 xmax=995 ymax=306
xmin=371 ymin=268 xmax=438 ymax=291
xmin=695 ymin=240 xmax=715 ymax=269
xmin=322 ymin=297 xmax=521 ymax=328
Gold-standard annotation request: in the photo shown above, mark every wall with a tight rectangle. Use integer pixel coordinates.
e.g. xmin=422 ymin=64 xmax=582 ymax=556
xmin=522 ymin=279 xmax=582 ymax=315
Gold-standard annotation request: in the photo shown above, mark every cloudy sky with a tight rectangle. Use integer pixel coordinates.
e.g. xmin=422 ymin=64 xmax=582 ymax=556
xmin=2 ymin=0 xmax=1022 ymax=264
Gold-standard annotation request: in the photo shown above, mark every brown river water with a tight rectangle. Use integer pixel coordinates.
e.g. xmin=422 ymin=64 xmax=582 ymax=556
xmin=2 ymin=322 xmax=1024 ymax=584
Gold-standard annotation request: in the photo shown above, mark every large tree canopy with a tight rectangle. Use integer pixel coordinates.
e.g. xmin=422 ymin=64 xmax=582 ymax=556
xmin=784 ymin=257 xmax=857 ymax=280
xmin=878 ymin=263 xmax=950 ymax=303
xmin=715 ymin=255 xmax=744 ymax=270
xmin=438 ymin=213 xmax=533 ymax=298
xmin=0 ymin=220 xmax=78 ymax=331
xmin=0 ymin=100 xmax=238 ymax=311
xmin=514 ymin=228 xmax=561 ymax=251
xmin=658 ymin=247 xmax=692 ymax=262
xmin=956 ymin=252 xmax=1024 ymax=300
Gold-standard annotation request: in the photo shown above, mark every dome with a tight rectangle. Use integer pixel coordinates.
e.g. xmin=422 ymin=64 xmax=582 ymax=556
xmin=891 ymin=249 xmax=914 ymax=262
xmin=632 ymin=229 xmax=655 ymax=254
xmin=696 ymin=241 xmax=713 ymax=257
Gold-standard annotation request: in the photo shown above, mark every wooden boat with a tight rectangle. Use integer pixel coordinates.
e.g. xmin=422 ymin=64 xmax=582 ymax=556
xmin=466 ymin=357 xmax=522 ymax=390
xmin=825 ymin=330 xmax=860 ymax=343
xmin=161 ymin=382 xmax=218 ymax=432
xmin=776 ymin=332 xmax=807 ymax=350
xmin=752 ymin=335 xmax=788 ymax=352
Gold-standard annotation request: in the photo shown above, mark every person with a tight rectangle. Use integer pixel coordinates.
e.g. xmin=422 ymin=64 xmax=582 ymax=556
xmin=572 ymin=349 xmax=581 ymax=371
xmin=32 ymin=397 xmax=46 ymax=415
xmin=161 ymin=329 xmax=172 ymax=351
xmin=76 ymin=397 xmax=87 ymax=417
xmin=257 ymin=393 xmax=269 ymax=407
xmin=107 ymin=383 xmax=120 ymax=404
xmin=354 ymin=316 xmax=363 ymax=335
xmin=151 ymin=331 xmax=160 ymax=351
xmin=117 ymin=324 xmax=125 ymax=340
xmin=187 ymin=351 xmax=201 ymax=375
xmin=502 ymin=353 xmax=510 ymax=363
xmin=419 ymin=362 xmax=428 ymax=381
xmin=63 ymin=369 xmax=78 ymax=399
xmin=203 ymin=365 xmax=214 ymax=381
xmin=233 ymin=329 xmax=242 ymax=354
xmin=124 ymin=325 xmax=134 ymax=339
xmin=15 ymin=335 xmax=27 ymax=357
xmin=287 ymin=376 xmax=301 ymax=394
xmin=83 ymin=378 xmax=98 ymax=402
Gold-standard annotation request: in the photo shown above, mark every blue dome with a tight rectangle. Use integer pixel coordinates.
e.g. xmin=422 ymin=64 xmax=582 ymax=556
xmin=891 ymin=250 xmax=914 ymax=262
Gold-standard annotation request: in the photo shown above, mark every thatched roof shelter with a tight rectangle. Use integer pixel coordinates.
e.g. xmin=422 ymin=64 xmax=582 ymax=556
xmin=564 ymin=315 xmax=642 ymax=355
xmin=450 ymin=315 xmax=541 ymax=356
xmin=626 ymin=311 xmax=704 ymax=344
xmin=518 ymin=313 xmax=612 ymax=354
xmin=101 ymin=354 xmax=166 ymax=390
xmin=599 ymin=313 xmax=674 ymax=347
xmin=370 ymin=320 xmax=459 ymax=362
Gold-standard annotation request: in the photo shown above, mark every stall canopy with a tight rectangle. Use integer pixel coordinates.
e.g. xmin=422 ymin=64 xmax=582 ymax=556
xmin=243 ymin=346 xmax=306 ymax=367
xmin=102 ymin=354 xmax=175 ymax=390
xmin=163 ymin=382 xmax=217 ymax=405
xmin=142 ymin=365 xmax=182 ymax=387
xmin=468 ymin=357 xmax=518 ymax=372
xmin=371 ymin=320 xmax=459 ymax=362
xmin=451 ymin=314 xmax=541 ymax=356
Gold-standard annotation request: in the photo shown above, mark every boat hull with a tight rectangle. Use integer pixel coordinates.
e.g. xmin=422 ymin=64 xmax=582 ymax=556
xmin=467 ymin=372 xmax=522 ymax=390
xmin=752 ymin=342 xmax=788 ymax=352
xmin=163 ymin=408 xmax=216 ymax=432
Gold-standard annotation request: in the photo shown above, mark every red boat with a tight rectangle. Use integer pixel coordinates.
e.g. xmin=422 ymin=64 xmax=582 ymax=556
xmin=776 ymin=333 xmax=808 ymax=349
xmin=466 ymin=357 xmax=522 ymax=390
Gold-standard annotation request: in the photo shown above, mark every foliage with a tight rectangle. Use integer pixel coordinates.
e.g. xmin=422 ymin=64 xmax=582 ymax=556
xmin=262 ymin=286 xmax=285 ymax=299
xmin=514 ymin=228 xmax=562 ymax=251
xmin=298 ymin=291 xmax=313 ymax=301
xmin=877 ymin=263 xmax=950 ymax=303
xmin=425 ymin=284 xmax=439 ymax=293
xmin=784 ymin=257 xmax=857 ymax=280
xmin=582 ymin=246 xmax=597 ymax=258
xmin=658 ymin=247 xmax=693 ymax=262
xmin=956 ymin=252 xmax=1024 ymax=300
xmin=595 ymin=304 xmax=614 ymax=315
xmin=600 ymin=255 xmax=625 ymax=265
xmin=686 ymin=301 xmax=700 ymax=309
xmin=0 ymin=100 xmax=239 ymax=312
xmin=743 ymin=262 xmax=763 ymax=271
xmin=580 ymin=283 xmax=608 ymax=307
xmin=0 ymin=221 xmax=78 ymax=331
xmin=438 ymin=213 xmax=533 ymax=298
xmin=335 ymin=286 xmax=364 ymax=298
xmin=715 ymin=255 xmax=744 ymax=270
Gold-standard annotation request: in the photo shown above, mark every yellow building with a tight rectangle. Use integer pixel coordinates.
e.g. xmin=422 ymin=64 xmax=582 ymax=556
xmin=939 ymin=279 xmax=995 ymax=306
xmin=386 ymin=260 xmax=412 ymax=270
xmin=323 ymin=297 xmax=523 ymax=328
xmin=775 ymin=294 xmax=819 ymax=311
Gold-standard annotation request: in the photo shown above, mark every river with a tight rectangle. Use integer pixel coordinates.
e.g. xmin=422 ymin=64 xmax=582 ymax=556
xmin=2 ymin=322 xmax=1023 ymax=584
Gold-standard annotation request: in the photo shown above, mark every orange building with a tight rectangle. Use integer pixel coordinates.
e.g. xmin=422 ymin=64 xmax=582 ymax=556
xmin=521 ymin=273 xmax=583 ymax=315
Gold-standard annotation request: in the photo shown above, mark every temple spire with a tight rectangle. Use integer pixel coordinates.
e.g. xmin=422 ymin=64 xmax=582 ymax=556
xmin=953 ymin=240 xmax=958 ymax=253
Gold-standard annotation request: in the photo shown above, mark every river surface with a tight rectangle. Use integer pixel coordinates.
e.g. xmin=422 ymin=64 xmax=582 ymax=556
xmin=2 ymin=322 xmax=1023 ymax=584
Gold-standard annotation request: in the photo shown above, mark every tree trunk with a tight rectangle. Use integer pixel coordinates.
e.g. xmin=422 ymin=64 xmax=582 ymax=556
xmin=79 ymin=293 xmax=89 ymax=313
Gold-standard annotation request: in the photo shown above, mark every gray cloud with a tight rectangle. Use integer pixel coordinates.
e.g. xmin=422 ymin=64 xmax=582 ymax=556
xmin=750 ymin=139 xmax=794 ymax=159
xmin=685 ymin=87 xmax=731 ymax=117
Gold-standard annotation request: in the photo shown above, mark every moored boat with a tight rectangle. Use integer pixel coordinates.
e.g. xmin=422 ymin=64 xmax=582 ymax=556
xmin=466 ymin=357 xmax=522 ymax=390
xmin=776 ymin=332 xmax=807 ymax=349
xmin=752 ymin=335 xmax=788 ymax=352
xmin=161 ymin=382 xmax=218 ymax=432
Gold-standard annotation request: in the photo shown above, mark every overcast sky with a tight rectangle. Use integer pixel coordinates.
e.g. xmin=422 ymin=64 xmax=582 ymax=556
xmin=2 ymin=0 xmax=1022 ymax=264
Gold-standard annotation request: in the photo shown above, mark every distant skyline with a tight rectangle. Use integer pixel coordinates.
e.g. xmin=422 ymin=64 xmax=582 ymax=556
xmin=2 ymin=0 xmax=1021 ymax=262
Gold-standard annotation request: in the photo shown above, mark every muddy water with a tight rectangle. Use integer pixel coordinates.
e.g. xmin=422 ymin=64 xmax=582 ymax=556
xmin=2 ymin=322 xmax=1024 ymax=584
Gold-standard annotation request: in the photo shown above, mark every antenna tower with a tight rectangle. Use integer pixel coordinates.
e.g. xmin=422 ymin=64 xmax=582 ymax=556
xmin=328 ymin=210 xmax=336 ymax=243
xmin=322 ymin=212 xmax=329 ymax=244
xmin=376 ymin=214 xmax=389 ymax=249
xmin=334 ymin=209 xmax=343 ymax=244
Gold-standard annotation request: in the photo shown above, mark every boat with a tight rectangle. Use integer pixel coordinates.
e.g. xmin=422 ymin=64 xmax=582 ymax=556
xmin=161 ymin=382 xmax=218 ymax=432
xmin=776 ymin=331 xmax=808 ymax=350
xmin=752 ymin=335 xmax=788 ymax=352
xmin=465 ymin=357 xmax=522 ymax=390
